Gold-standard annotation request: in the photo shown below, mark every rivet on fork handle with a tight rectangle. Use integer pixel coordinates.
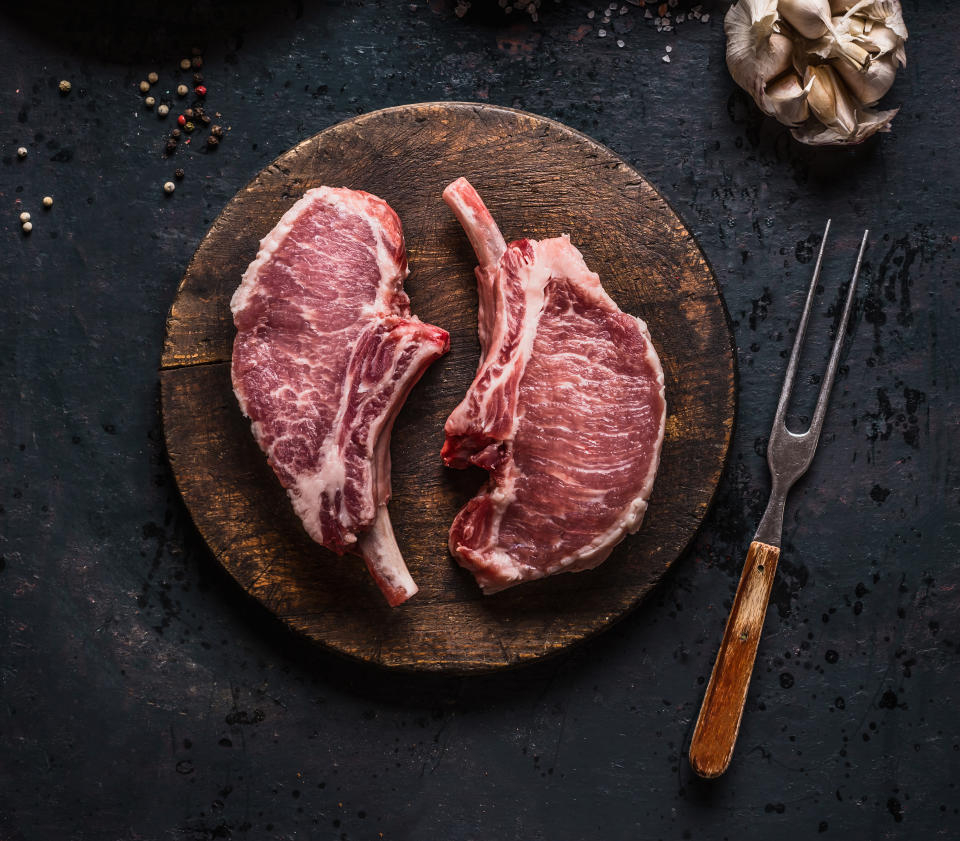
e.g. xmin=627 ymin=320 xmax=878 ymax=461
xmin=688 ymin=540 xmax=780 ymax=779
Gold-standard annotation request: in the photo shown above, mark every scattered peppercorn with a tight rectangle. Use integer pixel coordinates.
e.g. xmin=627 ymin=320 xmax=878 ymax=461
xmin=174 ymin=168 xmax=185 ymax=179
xmin=19 ymin=211 xmax=31 ymax=223
xmin=144 ymin=96 xmax=156 ymax=108
xmin=192 ymin=56 xmax=203 ymax=69
xmin=184 ymin=108 xmax=194 ymax=119
xmin=139 ymin=80 xmax=150 ymax=93
xmin=176 ymin=84 xmax=188 ymax=97
xmin=195 ymin=85 xmax=207 ymax=97
xmin=157 ymin=104 xmax=169 ymax=117
xmin=165 ymin=140 xmax=178 ymax=155
xmin=58 ymin=80 xmax=71 ymax=94
xmin=193 ymin=72 xmax=204 ymax=85
xmin=42 ymin=196 xmax=53 ymax=209
xmin=171 ymin=128 xmax=181 ymax=138
xmin=200 ymin=114 xmax=211 ymax=126
xmin=177 ymin=114 xmax=186 ymax=127
xmin=207 ymin=134 xmax=219 ymax=148
xmin=22 ymin=221 xmax=33 ymax=234
xmin=179 ymin=58 xmax=191 ymax=71
xmin=148 ymin=71 xmax=159 ymax=84
xmin=210 ymin=124 xmax=223 ymax=138
xmin=163 ymin=181 xmax=176 ymax=194
xmin=17 ymin=146 xmax=27 ymax=159
xmin=184 ymin=121 xmax=195 ymax=133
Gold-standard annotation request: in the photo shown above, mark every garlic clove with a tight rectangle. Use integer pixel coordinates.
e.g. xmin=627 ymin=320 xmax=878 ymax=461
xmin=779 ymin=0 xmax=832 ymax=39
xmin=834 ymin=51 xmax=899 ymax=105
xmin=762 ymin=72 xmax=814 ymax=126
xmin=846 ymin=17 xmax=906 ymax=65
xmin=725 ymin=1 xmax=794 ymax=107
xmin=830 ymin=0 xmax=908 ymax=40
xmin=804 ymin=64 xmax=858 ymax=139
xmin=812 ymin=22 xmax=872 ymax=71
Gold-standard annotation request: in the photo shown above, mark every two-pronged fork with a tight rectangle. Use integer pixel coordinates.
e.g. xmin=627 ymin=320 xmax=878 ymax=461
xmin=688 ymin=221 xmax=869 ymax=779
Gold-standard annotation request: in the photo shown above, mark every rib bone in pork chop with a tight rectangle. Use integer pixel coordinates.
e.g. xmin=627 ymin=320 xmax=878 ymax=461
xmin=442 ymin=178 xmax=666 ymax=594
xmin=231 ymin=187 xmax=449 ymax=606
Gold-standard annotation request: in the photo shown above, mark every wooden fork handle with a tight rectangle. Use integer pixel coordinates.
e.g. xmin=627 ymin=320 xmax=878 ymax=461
xmin=688 ymin=540 xmax=781 ymax=779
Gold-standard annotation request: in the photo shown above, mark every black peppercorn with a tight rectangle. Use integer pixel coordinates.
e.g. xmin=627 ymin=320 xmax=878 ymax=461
xmin=165 ymin=140 xmax=178 ymax=155
xmin=207 ymin=134 xmax=219 ymax=148
xmin=192 ymin=56 xmax=203 ymax=69
xmin=201 ymin=114 xmax=211 ymax=125
xmin=193 ymin=72 xmax=204 ymax=85
xmin=174 ymin=168 xmax=185 ymax=179
xmin=171 ymin=128 xmax=182 ymax=139
xmin=210 ymin=124 xmax=223 ymax=138
xmin=184 ymin=108 xmax=194 ymax=119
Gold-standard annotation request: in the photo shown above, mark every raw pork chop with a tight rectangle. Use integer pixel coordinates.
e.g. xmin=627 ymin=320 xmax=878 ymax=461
xmin=442 ymin=178 xmax=666 ymax=594
xmin=231 ymin=187 xmax=449 ymax=606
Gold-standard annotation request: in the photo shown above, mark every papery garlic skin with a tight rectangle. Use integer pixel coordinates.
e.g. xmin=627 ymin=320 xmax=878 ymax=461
xmin=792 ymin=105 xmax=898 ymax=145
xmin=724 ymin=0 xmax=907 ymax=145
xmin=779 ymin=0 xmax=832 ymax=39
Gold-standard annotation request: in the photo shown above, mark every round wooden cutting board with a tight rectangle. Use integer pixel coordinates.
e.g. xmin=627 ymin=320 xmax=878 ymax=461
xmin=160 ymin=102 xmax=735 ymax=673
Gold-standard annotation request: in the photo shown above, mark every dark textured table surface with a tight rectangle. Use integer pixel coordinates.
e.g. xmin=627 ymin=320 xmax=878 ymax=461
xmin=1 ymin=2 xmax=956 ymax=839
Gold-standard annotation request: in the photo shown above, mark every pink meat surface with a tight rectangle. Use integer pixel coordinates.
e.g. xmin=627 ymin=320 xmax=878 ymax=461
xmin=442 ymin=178 xmax=666 ymax=594
xmin=231 ymin=187 xmax=449 ymax=605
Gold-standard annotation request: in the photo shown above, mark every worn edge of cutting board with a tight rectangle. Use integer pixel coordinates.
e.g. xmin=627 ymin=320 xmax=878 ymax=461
xmin=159 ymin=101 xmax=737 ymax=673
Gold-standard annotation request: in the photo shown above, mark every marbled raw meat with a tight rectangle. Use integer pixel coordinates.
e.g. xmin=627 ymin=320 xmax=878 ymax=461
xmin=231 ymin=187 xmax=449 ymax=605
xmin=442 ymin=178 xmax=665 ymax=593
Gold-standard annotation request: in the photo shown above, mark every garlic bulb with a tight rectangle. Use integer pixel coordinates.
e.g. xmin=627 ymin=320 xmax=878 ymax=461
xmin=724 ymin=0 xmax=907 ymax=145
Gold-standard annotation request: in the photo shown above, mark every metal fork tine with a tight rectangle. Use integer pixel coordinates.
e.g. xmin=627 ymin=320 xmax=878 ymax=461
xmin=806 ymin=228 xmax=868 ymax=442
xmin=773 ymin=219 xmax=832 ymax=430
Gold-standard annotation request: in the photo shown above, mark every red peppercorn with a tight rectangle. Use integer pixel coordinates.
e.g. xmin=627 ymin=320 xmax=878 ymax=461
xmin=195 ymin=85 xmax=207 ymax=97
xmin=177 ymin=114 xmax=186 ymax=127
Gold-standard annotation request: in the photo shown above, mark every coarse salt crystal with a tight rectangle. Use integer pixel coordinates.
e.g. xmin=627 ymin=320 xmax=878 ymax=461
xmin=662 ymin=54 xmax=671 ymax=62
xmin=617 ymin=38 xmax=625 ymax=47
xmin=587 ymin=9 xmax=595 ymax=17
xmin=598 ymin=28 xmax=607 ymax=36
xmin=665 ymin=45 xmax=672 ymax=52
xmin=701 ymin=13 xmax=709 ymax=22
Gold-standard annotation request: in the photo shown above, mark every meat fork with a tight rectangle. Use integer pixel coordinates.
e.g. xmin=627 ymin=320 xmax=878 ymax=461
xmin=688 ymin=221 xmax=868 ymax=779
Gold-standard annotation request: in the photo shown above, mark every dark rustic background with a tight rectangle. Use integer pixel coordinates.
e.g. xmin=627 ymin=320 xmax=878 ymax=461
xmin=1 ymin=2 xmax=956 ymax=839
